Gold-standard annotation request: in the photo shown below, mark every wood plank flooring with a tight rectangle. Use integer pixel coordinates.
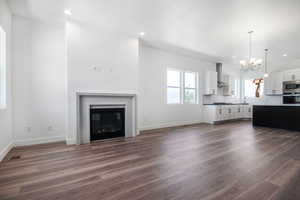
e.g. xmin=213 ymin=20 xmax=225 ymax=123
xmin=1 ymin=121 xmax=300 ymax=200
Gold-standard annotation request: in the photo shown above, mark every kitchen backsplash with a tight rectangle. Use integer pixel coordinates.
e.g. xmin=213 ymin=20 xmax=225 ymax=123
xmin=203 ymin=87 xmax=242 ymax=104
xmin=203 ymin=95 xmax=242 ymax=104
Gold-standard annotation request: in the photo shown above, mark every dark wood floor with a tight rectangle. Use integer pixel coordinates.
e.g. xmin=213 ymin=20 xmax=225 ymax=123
xmin=1 ymin=121 xmax=300 ymax=200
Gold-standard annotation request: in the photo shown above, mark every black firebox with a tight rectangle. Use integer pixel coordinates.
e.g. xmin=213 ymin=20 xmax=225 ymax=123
xmin=90 ymin=107 xmax=125 ymax=141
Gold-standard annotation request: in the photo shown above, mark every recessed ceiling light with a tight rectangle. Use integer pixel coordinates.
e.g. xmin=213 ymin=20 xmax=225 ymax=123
xmin=139 ymin=32 xmax=145 ymax=37
xmin=283 ymin=54 xmax=287 ymax=57
xmin=64 ymin=9 xmax=72 ymax=16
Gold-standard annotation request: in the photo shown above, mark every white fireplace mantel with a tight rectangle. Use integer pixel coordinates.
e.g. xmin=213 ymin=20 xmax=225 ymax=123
xmin=75 ymin=92 xmax=138 ymax=144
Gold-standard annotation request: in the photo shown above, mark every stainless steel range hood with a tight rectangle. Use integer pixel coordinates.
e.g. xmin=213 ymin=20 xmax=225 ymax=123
xmin=216 ymin=63 xmax=227 ymax=88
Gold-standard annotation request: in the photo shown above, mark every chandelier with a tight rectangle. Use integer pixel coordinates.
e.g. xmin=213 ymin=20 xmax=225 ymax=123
xmin=240 ymin=31 xmax=263 ymax=71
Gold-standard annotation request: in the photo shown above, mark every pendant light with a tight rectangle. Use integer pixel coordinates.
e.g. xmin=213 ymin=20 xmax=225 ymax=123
xmin=240 ymin=31 xmax=263 ymax=71
xmin=263 ymin=49 xmax=269 ymax=78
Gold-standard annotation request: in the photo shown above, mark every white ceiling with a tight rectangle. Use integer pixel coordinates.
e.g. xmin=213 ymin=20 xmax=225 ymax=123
xmin=7 ymin=0 xmax=300 ymax=71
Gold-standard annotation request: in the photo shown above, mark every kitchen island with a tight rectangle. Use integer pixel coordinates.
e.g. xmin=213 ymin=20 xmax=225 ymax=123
xmin=253 ymin=105 xmax=300 ymax=131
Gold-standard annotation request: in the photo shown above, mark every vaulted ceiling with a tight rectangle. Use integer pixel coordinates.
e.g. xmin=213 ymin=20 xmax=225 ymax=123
xmin=7 ymin=0 xmax=300 ymax=71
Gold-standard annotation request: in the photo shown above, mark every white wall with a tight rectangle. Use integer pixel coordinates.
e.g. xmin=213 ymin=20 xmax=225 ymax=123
xmin=0 ymin=0 xmax=13 ymax=160
xmin=8 ymin=15 xmax=243 ymax=147
xmin=66 ymin=21 xmax=139 ymax=143
xmin=12 ymin=16 xmax=66 ymax=145
xmin=139 ymin=43 xmax=217 ymax=130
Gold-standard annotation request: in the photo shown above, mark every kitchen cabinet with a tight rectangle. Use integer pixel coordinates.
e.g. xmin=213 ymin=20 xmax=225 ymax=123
xmin=235 ymin=105 xmax=243 ymax=118
xmin=223 ymin=76 xmax=236 ymax=96
xmin=264 ymin=71 xmax=283 ymax=95
xmin=253 ymin=105 xmax=300 ymax=131
xmin=243 ymin=105 xmax=252 ymax=118
xmin=203 ymin=105 xmax=252 ymax=124
xmin=204 ymin=71 xmax=218 ymax=95
xmin=283 ymin=69 xmax=300 ymax=81
xmin=223 ymin=105 xmax=236 ymax=120
xmin=215 ymin=105 xmax=223 ymax=121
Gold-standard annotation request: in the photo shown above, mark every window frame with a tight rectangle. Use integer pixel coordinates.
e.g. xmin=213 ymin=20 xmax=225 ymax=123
xmin=244 ymin=79 xmax=264 ymax=98
xmin=167 ymin=69 xmax=182 ymax=104
xmin=167 ymin=68 xmax=198 ymax=105
xmin=244 ymin=79 xmax=255 ymax=98
xmin=183 ymin=71 xmax=198 ymax=104
xmin=233 ymin=78 xmax=241 ymax=98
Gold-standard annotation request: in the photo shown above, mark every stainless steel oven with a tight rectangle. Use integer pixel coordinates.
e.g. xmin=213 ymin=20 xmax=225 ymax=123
xmin=283 ymin=81 xmax=300 ymax=104
xmin=283 ymin=81 xmax=300 ymax=94
xmin=283 ymin=94 xmax=300 ymax=104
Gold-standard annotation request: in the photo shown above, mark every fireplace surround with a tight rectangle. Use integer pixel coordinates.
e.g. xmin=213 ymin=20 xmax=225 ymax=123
xmin=75 ymin=92 xmax=138 ymax=144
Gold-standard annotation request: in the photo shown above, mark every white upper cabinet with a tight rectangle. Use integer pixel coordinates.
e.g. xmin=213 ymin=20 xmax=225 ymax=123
xmin=283 ymin=69 xmax=300 ymax=81
xmin=223 ymin=75 xmax=236 ymax=96
xmin=204 ymin=71 xmax=217 ymax=95
xmin=264 ymin=71 xmax=283 ymax=95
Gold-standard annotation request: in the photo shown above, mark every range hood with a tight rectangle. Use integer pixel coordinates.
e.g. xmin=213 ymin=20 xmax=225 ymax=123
xmin=216 ymin=63 xmax=227 ymax=88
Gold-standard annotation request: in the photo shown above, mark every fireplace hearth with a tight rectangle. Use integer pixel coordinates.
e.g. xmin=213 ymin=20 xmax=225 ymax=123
xmin=90 ymin=107 xmax=125 ymax=141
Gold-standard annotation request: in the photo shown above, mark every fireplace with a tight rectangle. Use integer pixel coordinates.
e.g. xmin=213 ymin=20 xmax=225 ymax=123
xmin=74 ymin=93 xmax=137 ymax=145
xmin=90 ymin=107 xmax=125 ymax=141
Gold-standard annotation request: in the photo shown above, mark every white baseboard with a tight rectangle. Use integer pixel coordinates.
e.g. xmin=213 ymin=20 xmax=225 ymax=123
xmin=139 ymin=120 xmax=203 ymax=131
xmin=0 ymin=142 xmax=14 ymax=162
xmin=66 ymin=137 xmax=77 ymax=145
xmin=14 ymin=136 xmax=66 ymax=147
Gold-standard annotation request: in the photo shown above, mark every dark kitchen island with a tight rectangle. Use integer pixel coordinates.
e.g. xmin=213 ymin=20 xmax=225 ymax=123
xmin=253 ymin=105 xmax=300 ymax=131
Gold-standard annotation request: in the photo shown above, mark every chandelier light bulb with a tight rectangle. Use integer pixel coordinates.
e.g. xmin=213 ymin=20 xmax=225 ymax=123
xmin=256 ymin=59 xmax=263 ymax=65
xmin=250 ymin=58 xmax=256 ymax=64
xmin=64 ymin=9 xmax=72 ymax=16
xmin=240 ymin=60 xmax=246 ymax=66
xmin=264 ymin=73 xmax=269 ymax=78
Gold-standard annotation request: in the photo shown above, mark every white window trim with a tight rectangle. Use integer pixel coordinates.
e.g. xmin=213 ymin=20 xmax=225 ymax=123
xmin=167 ymin=68 xmax=199 ymax=105
xmin=166 ymin=68 xmax=182 ymax=104
xmin=183 ymin=71 xmax=198 ymax=104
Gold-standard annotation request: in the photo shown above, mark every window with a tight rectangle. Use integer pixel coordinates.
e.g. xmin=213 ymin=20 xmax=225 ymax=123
xmin=244 ymin=79 xmax=264 ymax=98
xmin=167 ymin=69 xmax=198 ymax=104
xmin=184 ymin=72 xmax=197 ymax=104
xmin=0 ymin=26 xmax=6 ymax=109
xmin=167 ymin=70 xmax=181 ymax=104
xmin=234 ymin=79 xmax=240 ymax=98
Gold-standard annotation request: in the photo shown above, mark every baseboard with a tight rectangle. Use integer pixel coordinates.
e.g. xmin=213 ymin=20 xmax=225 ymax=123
xmin=0 ymin=142 xmax=14 ymax=162
xmin=139 ymin=120 xmax=203 ymax=131
xmin=66 ymin=137 xmax=77 ymax=145
xmin=14 ymin=136 xmax=66 ymax=147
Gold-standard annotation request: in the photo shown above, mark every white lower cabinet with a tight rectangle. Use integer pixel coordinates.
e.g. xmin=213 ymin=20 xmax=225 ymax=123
xmin=215 ymin=106 xmax=223 ymax=121
xmin=236 ymin=106 xmax=243 ymax=118
xmin=243 ymin=105 xmax=252 ymax=118
xmin=203 ymin=105 xmax=252 ymax=124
